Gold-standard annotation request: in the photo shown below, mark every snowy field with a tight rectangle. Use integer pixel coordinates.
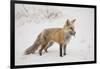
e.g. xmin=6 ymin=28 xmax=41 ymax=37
xmin=15 ymin=4 xmax=94 ymax=65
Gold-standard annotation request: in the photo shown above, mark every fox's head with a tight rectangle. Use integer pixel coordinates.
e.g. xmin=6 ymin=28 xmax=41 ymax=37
xmin=63 ymin=19 xmax=76 ymax=36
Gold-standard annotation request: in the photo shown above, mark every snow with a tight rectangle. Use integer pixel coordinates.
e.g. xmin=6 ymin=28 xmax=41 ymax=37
xmin=15 ymin=4 xmax=94 ymax=65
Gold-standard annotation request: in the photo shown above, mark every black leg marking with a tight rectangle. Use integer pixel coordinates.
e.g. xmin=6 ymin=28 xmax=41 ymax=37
xmin=60 ymin=45 xmax=63 ymax=57
xmin=39 ymin=52 xmax=42 ymax=56
xmin=64 ymin=44 xmax=66 ymax=56
xmin=39 ymin=43 xmax=47 ymax=56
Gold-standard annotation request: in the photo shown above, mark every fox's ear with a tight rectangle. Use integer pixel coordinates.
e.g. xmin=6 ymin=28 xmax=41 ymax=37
xmin=71 ymin=19 xmax=76 ymax=23
xmin=66 ymin=19 xmax=70 ymax=26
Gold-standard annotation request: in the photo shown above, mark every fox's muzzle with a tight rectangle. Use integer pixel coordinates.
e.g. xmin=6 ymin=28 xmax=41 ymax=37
xmin=70 ymin=31 xmax=76 ymax=36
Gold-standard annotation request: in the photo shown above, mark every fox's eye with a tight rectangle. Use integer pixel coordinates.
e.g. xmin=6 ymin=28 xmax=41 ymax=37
xmin=70 ymin=27 xmax=73 ymax=31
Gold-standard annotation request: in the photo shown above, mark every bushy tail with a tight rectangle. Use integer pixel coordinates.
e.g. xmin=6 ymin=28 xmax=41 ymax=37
xmin=24 ymin=33 xmax=41 ymax=55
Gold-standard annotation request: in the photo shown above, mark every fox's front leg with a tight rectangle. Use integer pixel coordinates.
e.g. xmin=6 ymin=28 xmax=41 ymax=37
xmin=59 ymin=44 xmax=63 ymax=57
xmin=63 ymin=44 xmax=67 ymax=55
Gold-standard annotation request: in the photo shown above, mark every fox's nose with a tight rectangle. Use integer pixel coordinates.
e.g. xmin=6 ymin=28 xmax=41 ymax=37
xmin=72 ymin=31 xmax=76 ymax=36
xmin=74 ymin=32 xmax=76 ymax=35
xmin=70 ymin=31 xmax=76 ymax=36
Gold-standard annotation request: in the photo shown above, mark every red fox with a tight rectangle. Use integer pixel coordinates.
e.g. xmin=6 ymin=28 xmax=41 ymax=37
xmin=25 ymin=18 xmax=76 ymax=57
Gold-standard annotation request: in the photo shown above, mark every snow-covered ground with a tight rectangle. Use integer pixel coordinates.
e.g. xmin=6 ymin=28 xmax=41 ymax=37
xmin=15 ymin=4 xmax=94 ymax=65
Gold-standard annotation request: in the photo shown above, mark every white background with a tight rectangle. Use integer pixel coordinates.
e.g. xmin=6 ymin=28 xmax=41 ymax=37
xmin=15 ymin=3 xmax=94 ymax=65
xmin=0 ymin=0 xmax=99 ymax=69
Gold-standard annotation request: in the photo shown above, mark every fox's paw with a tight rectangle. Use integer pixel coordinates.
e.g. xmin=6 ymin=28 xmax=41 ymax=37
xmin=60 ymin=55 xmax=63 ymax=57
xmin=39 ymin=52 xmax=42 ymax=56
xmin=45 ymin=50 xmax=48 ymax=53
xmin=64 ymin=53 xmax=66 ymax=55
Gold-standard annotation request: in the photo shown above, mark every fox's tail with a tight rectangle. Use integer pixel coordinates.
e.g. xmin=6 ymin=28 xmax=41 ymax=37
xmin=24 ymin=33 xmax=42 ymax=55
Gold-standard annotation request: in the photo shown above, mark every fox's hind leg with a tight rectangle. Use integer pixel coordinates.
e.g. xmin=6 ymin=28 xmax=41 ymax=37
xmin=39 ymin=43 xmax=48 ymax=56
xmin=44 ymin=41 xmax=54 ymax=52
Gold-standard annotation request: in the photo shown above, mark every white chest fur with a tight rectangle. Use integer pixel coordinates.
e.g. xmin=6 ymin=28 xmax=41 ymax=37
xmin=64 ymin=32 xmax=72 ymax=44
